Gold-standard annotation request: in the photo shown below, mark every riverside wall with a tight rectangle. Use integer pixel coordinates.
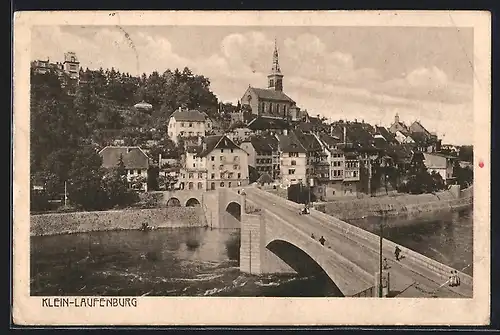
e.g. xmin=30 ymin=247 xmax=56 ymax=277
xmin=314 ymin=187 xmax=473 ymax=221
xmin=30 ymin=207 xmax=205 ymax=237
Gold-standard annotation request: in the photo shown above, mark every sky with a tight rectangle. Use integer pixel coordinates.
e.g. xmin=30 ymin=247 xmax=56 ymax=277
xmin=31 ymin=25 xmax=474 ymax=145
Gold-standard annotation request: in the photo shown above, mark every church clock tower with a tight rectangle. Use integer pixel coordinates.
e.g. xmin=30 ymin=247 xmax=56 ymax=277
xmin=267 ymin=39 xmax=284 ymax=92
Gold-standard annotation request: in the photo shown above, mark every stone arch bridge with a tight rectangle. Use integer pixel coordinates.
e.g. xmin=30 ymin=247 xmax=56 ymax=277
xmin=159 ymin=187 xmax=473 ymax=298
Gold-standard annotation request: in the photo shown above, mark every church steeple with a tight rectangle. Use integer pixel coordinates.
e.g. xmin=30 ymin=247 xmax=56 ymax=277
xmin=268 ymin=38 xmax=284 ymax=92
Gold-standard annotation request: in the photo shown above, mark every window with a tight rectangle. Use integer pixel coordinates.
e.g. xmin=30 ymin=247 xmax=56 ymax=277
xmin=188 ymin=173 xmax=193 ymax=179
xmin=228 ymin=172 xmax=234 ymax=179
xmin=188 ymin=182 xmax=194 ymax=190
xmin=269 ymin=79 xmax=274 ymax=87
xmin=181 ymin=123 xmax=185 ymax=127
xmin=136 ymin=170 xmax=141 ymax=175
xmin=237 ymin=173 xmax=241 ymax=179
xmin=211 ymin=173 xmax=215 ymax=179
xmin=233 ymin=164 xmax=238 ymax=170
xmin=198 ymin=173 xmax=203 ymax=178
xmin=288 ymin=169 xmax=295 ymax=175
xmin=189 ymin=123 xmax=193 ymax=127
xmin=193 ymin=163 xmax=196 ymax=168
xmin=291 ymin=160 xmax=296 ymax=166
xmin=219 ymin=165 xmax=224 ymax=170
xmin=220 ymin=156 xmax=225 ymax=161
xmin=290 ymin=152 xmax=298 ymax=157
xmin=210 ymin=182 xmax=215 ymax=190
xmin=211 ymin=156 xmax=215 ymax=161
xmin=220 ymin=182 xmax=225 ymax=187
xmin=230 ymin=149 xmax=234 ymax=153
xmin=221 ymin=149 xmax=224 ymax=153
xmin=228 ymin=182 xmax=232 ymax=188
xmin=212 ymin=164 xmax=215 ymax=169
xmin=198 ymin=182 xmax=203 ymax=190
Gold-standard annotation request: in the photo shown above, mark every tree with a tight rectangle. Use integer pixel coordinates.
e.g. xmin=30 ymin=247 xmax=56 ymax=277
xmin=67 ymin=147 xmax=108 ymax=210
xmin=103 ymin=154 xmax=139 ymax=208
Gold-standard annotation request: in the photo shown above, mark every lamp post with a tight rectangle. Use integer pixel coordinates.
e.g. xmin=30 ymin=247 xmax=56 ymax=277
xmin=376 ymin=207 xmax=389 ymax=298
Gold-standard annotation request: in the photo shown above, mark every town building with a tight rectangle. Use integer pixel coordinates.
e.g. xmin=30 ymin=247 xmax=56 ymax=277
xmin=240 ymin=40 xmax=297 ymax=118
xmin=98 ymin=146 xmax=151 ymax=191
xmin=422 ymin=152 xmax=456 ymax=184
xmin=177 ymin=135 xmax=249 ymax=190
xmin=240 ymin=134 xmax=280 ymax=180
xmin=277 ymin=130 xmax=308 ymax=186
xmin=167 ymin=108 xmax=211 ymax=145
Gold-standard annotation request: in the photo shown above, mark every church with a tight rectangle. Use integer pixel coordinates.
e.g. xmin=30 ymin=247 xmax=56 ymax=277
xmin=240 ymin=40 xmax=302 ymax=120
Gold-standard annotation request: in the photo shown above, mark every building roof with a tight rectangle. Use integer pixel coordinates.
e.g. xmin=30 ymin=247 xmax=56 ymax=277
xmin=250 ymin=134 xmax=279 ymax=153
xmin=196 ymin=135 xmax=242 ymax=158
xmin=247 ymin=116 xmax=290 ymax=131
xmin=375 ymin=126 xmax=398 ymax=144
xmin=171 ymin=109 xmax=207 ymax=122
xmin=294 ymin=130 xmax=323 ymax=152
xmin=249 ymin=87 xmax=295 ymax=103
xmin=99 ymin=146 xmax=150 ymax=170
xmin=277 ymin=131 xmax=308 ymax=153
xmin=319 ymin=133 xmax=341 ymax=148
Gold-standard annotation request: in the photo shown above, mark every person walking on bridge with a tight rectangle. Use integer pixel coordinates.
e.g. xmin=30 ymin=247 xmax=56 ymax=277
xmin=394 ymin=246 xmax=402 ymax=261
xmin=319 ymin=236 xmax=326 ymax=246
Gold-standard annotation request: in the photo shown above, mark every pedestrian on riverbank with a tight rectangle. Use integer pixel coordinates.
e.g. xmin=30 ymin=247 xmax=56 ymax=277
xmin=319 ymin=236 xmax=326 ymax=246
xmin=311 ymin=233 xmax=315 ymax=239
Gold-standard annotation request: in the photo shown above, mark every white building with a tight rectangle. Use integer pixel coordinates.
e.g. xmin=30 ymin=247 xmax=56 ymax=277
xmin=167 ymin=108 xmax=210 ymax=145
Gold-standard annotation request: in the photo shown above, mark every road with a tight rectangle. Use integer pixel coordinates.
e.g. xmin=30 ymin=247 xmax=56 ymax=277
xmin=244 ymin=187 xmax=473 ymax=298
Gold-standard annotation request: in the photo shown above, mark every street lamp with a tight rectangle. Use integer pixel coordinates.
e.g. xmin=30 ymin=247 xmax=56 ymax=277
xmin=376 ymin=206 xmax=389 ymax=298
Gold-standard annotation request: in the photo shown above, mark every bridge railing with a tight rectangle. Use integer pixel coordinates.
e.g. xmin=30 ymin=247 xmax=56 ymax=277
xmin=350 ymin=285 xmax=376 ymax=298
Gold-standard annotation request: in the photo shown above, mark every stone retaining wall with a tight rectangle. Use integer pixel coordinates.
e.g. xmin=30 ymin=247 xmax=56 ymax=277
xmin=31 ymin=207 xmax=204 ymax=237
xmin=315 ymin=188 xmax=472 ymax=220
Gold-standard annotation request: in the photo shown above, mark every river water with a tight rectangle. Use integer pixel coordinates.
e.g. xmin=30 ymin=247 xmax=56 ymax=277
xmin=30 ymin=207 xmax=473 ymax=297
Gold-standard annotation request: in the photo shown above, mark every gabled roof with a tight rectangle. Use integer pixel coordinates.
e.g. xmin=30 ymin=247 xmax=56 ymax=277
xmin=171 ymin=109 xmax=206 ymax=122
xmin=319 ymin=133 xmax=341 ymax=148
xmin=250 ymin=134 xmax=279 ymax=153
xmin=375 ymin=126 xmax=397 ymax=144
xmin=196 ymin=135 xmax=242 ymax=157
xmin=294 ymin=130 xmax=323 ymax=152
xmin=99 ymin=146 xmax=150 ymax=170
xmin=249 ymin=87 xmax=295 ymax=103
xmin=277 ymin=131 xmax=308 ymax=153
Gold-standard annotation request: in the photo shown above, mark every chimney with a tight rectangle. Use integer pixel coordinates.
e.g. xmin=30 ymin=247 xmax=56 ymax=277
xmin=178 ymin=106 xmax=182 ymax=112
xmin=395 ymin=113 xmax=400 ymax=124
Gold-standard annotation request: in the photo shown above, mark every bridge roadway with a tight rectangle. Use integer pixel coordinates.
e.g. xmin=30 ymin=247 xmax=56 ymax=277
xmin=243 ymin=187 xmax=473 ymax=298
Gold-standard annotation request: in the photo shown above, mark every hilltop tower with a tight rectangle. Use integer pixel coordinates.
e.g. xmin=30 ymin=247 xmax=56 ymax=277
xmin=63 ymin=52 xmax=80 ymax=83
xmin=267 ymin=39 xmax=284 ymax=92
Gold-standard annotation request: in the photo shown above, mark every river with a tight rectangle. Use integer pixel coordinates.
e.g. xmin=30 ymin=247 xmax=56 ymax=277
xmin=30 ymin=207 xmax=473 ymax=296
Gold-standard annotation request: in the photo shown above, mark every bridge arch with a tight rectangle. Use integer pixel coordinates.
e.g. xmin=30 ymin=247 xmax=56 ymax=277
xmin=266 ymin=239 xmax=344 ymax=297
xmin=185 ymin=197 xmax=201 ymax=207
xmin=225 ymin=201 xmax=241 ymax=221
xmin=166 ymin=197 xmax=181 ymax=207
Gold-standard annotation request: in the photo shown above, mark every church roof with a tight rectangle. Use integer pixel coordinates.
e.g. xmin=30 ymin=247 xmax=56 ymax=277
xmin=249 ymin=87 xmax=295 ymax=103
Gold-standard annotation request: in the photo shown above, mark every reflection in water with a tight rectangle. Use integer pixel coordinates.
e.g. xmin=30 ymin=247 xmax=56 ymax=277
xmin=30 ymin=207 xmax=473 ymax=296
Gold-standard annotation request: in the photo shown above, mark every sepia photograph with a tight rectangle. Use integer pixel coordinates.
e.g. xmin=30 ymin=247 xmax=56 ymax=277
xmin=13 ymin=11 xmax=491 ymax=326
